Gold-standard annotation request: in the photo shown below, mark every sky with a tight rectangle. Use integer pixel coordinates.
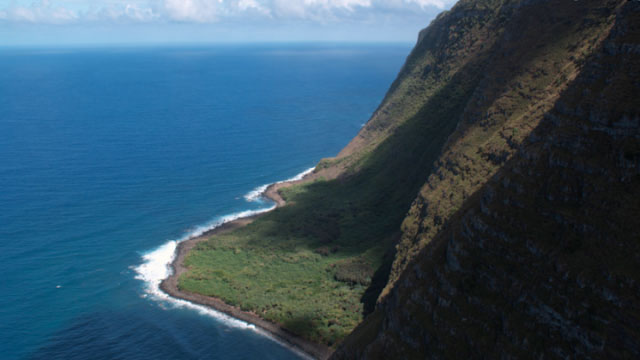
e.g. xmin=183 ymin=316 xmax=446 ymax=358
xmin=0 ymin=0 xmax=457 ymax=46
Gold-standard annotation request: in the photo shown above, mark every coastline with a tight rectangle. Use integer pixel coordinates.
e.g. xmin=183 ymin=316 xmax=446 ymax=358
xmin=159 ymin=169 xmax=333 ymax=360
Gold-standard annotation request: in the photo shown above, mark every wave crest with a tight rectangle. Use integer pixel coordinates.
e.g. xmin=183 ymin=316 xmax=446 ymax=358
xmin=244 ymin=167 xmax=315 ymax=202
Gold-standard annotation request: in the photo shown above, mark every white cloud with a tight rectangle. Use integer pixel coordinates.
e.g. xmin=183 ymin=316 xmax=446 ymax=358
xmin=271 ymin=0 xmax=372 ymax=20
xmin=163 ymin=0 xmax=223 ymax=23
xmin=2 ymin=0 xmax=78 ymax=24
xmin=305 ymin=0 xmax=373 ymax=10
xmin=237 ymin=0 xmax=269 ymax=14
xmin=0 ymin=0 xmax=164 ymax=24
xmin=124 ymin=4 xmax=158 ymax=22
xmin=0 ymin=0 xmax=457 ymax=24
xmin=405 ymin=0 xmax=448 ymax=9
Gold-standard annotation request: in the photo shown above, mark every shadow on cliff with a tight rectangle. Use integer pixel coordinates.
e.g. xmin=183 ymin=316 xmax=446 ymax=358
xmin=332 ymin=3 xmax=640 ymax=356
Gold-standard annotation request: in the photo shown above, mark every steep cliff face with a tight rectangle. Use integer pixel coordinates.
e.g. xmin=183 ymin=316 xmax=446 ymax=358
xmin=180 ymin=0 xmax=639 ymax=351
xmin=181 ymin=0 xmax=553 ymax=346
xmin=332 ymin=0 xmax=640 ymax=358
xmin=318 ymin=0 xmax=510 ymax=173
xmin=385 ymin=0 xmax=623 ymax=297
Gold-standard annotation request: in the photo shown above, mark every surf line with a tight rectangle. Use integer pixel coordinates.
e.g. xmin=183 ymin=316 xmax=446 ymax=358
xmin=133 ymin=166 xmax=317 ymax=359
xmin=244 ymin=166 xmax=315 ymax=202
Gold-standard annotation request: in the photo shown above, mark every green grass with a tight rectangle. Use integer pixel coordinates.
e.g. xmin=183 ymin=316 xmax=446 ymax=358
xmin=181 ymin=245 xmax=366 ymax=344
xmin=179 ymin=174 xmax=402 ymax=345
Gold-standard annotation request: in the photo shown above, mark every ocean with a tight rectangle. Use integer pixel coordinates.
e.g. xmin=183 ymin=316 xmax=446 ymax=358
xmin=0 ymin=44 xmax=409 ymax=359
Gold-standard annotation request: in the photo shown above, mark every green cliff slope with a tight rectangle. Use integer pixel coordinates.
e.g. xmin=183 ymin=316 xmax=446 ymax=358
xmin=333 ymin=0 xmax=640 ymax=358
xmin=179 ymin=0 xmax=639 ymax=355
xmin=179 ymin=0 xmax=518 ymax=345
xmin=385 ymin=0 xmax=623 ymax=297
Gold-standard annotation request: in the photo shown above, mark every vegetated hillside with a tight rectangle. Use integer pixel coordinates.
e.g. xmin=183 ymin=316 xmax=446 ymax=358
xmin=180 ymin=0 xmax=529 ymax=347
xmin=385 ymin=0 xmax=626 ymax=297
xmin=179 ymin=0 xmax=639 ymax=352
xmin=333 ymin=0 xmax=640 ymax=358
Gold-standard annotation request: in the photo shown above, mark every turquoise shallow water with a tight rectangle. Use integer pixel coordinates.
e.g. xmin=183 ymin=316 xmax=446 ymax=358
xmin=0 ymin=44 xmax=409 ymax=359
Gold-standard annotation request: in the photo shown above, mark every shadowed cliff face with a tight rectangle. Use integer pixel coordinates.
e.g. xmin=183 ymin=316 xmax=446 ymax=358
xmin=332 ymin=0 xmax=640 ymax=358
xmin=385 ymin=0 xmax=624 ymax=297
xmin=318 ymin=0 xmax=510 ymax=173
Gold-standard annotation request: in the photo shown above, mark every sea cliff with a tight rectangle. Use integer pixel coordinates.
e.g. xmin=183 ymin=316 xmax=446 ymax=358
xmin=172 ymin=0 xmax=640 ymax=358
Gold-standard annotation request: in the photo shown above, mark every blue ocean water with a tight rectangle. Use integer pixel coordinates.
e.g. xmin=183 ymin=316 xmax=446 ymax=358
xmin=0 ymin=44 xmax=409 ymax=360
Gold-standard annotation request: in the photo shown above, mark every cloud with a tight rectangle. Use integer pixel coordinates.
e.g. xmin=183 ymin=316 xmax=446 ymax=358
xmin=124 ymin=4 xmax=158 ymax=22
xmin=86 ymin=3 xmax=158 ymax=22
xmin=1 ymin=0 xmax=78 ymax=24
xmin=0 ymin=0 xmax=163 ymax=24
xmin=271 ymin=0 xmax=373 ymax=21
xmin=0 ymin=0 xmax=457 ymax=24
xmin=405 ymin=0 xmax=449 ymax=9
xmin=163 ymin=0 xmax=222 ymax=23
xmin=305 ymin=0 xmax=373 ymax=10
xmin=237 ymin=0 xmax=270 ymax=15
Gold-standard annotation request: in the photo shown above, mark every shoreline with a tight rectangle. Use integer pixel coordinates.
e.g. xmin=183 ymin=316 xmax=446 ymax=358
xmin=159 ymin=169 xmax=333 ymax=360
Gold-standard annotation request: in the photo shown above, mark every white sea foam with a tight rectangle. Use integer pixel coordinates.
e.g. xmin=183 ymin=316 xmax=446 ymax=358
xmin=285 ymin=166 xmax=316 ymax=182
xmin=244 ymin=166 xmax=315 ymax=202
xmin=243 ymin=184 xmax=270 ymax=202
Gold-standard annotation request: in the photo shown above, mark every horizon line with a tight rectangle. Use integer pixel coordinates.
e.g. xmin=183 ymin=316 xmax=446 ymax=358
xmin=0 ymin=40 xmax=415 ymax=49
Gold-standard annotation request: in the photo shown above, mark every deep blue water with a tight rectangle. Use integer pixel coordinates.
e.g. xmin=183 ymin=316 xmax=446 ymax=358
xmin=0 ymin=44 xmax=409 ymax=360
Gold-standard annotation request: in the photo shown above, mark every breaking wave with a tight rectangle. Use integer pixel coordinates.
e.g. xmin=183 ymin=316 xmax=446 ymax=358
xmin=244 ymin=167 xmax=315 ymax=202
